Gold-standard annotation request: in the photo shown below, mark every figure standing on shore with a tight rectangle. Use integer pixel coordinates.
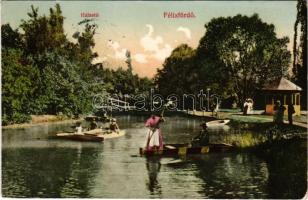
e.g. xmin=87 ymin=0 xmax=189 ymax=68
xmin=273 ymin=100 xmax=280 ymax=123
xmin=243 ymin=100 xmax=249 ymax=115
xmin=275 ymin=102 xmax=286 ymax=124
xmin=287 ymin=103 xmax=295 ymax=125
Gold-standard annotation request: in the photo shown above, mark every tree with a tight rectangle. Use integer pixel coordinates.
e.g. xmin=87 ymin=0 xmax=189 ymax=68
xmin=1 ymin=24 xmax=22 ymax=49
xmin=2 ymin=49 xmax=39 ymax=124
xmin=20 ymin=4 xmax=66 ymax=56
xmin=293 ymin=0 xmax=307 ymax=109
xmin=196 ymin=14 xmax=291 ymax=108
xmin=155 ymin=44 xmax=197 ymax=97
xmin=2 ymin=4 xmax=154 ymax=124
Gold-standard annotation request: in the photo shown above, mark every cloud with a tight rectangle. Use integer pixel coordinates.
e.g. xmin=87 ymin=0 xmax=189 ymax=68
xmin=177 ymin=26 xmax=192 ymax=40
xmin=92 ymin=56 xmax=107 ymax=64
xmin=153 ymin=44 xmax=172 ymax=61
xmin=107 ymin=40 xmax=127 ymax=60
xmin=140 ymin=24 xmax=172 ymax=61
xmin=134 ymin=53 xmax=148 ymax=64
xmin=108 ymin=40 xmax=120 ymax=50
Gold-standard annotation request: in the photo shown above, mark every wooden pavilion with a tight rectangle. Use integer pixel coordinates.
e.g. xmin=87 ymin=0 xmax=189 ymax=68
xmin=262 ymin=77 xmax=302 ymax=116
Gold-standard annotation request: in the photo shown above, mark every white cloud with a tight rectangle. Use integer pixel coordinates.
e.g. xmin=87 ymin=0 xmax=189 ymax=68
xmin=108 ymin=40 xmax=120 ymax=50
xmin=134 ymin=53 xmax=148 ymax=64
xmin=107 ymin=40 xmax=127 ymax=60
xmin=153 ymin=44 xmax=173 ymax=61
xmin=177 ymin=26 xmax=192 ymax=40
xmin=140 ymin=24 xmax=172 ymax=61
xmin=115 ymin=49 xmax=127 ymax=60
xmin=92 ymin=56 xmax=107 ymax=64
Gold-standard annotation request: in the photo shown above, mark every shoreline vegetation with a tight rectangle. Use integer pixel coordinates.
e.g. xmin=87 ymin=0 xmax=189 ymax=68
xmin=2 ymin=115 xmax=81 ymax=130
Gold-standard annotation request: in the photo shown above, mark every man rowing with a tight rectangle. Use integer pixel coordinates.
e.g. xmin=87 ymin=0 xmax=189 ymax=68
xmin=191 ymin=122 xmax=209 ymax=147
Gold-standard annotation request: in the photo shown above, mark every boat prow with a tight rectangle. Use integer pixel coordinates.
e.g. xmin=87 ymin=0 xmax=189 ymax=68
xmin=206 ymin=119 xmax=230 ymax=127
xmin=56 ymin=132 xmax=104 ymax=142
xmin=140 ymin=143 xmax=235 ymax=156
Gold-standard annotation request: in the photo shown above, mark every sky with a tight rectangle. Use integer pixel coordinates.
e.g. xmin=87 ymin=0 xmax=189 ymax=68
xmin=2 ymin=1 xmax=297 ymax=78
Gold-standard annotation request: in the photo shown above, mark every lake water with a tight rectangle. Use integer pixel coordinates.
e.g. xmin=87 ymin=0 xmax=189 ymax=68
xmin=2 ymin=115 xmax=307 ymax=198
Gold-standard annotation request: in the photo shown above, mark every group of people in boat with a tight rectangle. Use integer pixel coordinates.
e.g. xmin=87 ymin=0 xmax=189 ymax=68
xmin=74 ymin=117 xmax=120 ymax=134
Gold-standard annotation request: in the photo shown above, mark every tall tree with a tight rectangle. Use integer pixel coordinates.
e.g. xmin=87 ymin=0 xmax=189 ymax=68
xmin=196 ymin=14 xmax=291 ymax=107
xmin=1 ymin=24 xmax=22 ymax=49
xmin=293 ymin=0 xmax=307 ymax=108
xmin=155 ymin=44 xmax=197 ymax=97
xmin=2 ymin=49 xmax=39 ymax=124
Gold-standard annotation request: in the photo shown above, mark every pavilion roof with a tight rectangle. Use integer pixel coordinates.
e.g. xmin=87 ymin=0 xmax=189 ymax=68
xmin=262 ymin=77 xmax=302 ymax=91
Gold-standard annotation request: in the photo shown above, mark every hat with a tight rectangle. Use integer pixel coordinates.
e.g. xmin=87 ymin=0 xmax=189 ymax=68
xmin=111 ymin=118 xmax=117 ymax=122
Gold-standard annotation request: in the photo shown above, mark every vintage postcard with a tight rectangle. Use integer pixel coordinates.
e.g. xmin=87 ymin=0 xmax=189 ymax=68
xmin=1 ymin=0 xmax=307 ymax=199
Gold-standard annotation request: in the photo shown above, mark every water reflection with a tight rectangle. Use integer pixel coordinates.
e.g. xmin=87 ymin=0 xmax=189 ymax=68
xmin=2 ymin=146 xmax=102 ymax=197
xmin=190 ymin=153 xmax=269 ymax=198
xmin=145 ymin=157 xmax=162 ymax=196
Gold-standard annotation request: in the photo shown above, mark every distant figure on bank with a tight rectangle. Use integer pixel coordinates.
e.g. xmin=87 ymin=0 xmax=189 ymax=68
xmin=247 ymin=99 xmax=254 ymax=114
xmin=273 ymin=100 xmax=280 ymax=123
xmin=274 ymin=101 xmax=286 ymax=124
xmin=192 ymin=122 xmax=209 ymax=147
xmin=144 ymin=114 xmax=164 ymax=151
xmin=75 ymin=122 xmax=82 ymax=134
xmin=109 ymin=118 xmax=120 ymax=133
xmin=243 ymin=100 xmax=249 ymax=115
xmin=90 ymin=118 xmax=98 ymax=130
xmin=210 ymin=102 xmax=216 ymax=117
xmin=287 ymin=103 xmax=295 ymax=125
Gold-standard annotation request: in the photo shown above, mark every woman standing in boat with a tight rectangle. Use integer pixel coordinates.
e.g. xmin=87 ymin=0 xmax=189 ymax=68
xmin=144 ymin=114 xmax=165 ymax=151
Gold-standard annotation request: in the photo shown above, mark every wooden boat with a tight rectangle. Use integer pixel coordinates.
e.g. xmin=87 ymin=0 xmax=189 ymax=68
xmin=139 ymin=143 xmax=235 ymax=156
xmin=206 ymin=119 xmax=230 ymax=127
xmin=56 ymin=129 xmax=125 ymax=142
xmin=56 ymin=132 xmax=104 ymax=142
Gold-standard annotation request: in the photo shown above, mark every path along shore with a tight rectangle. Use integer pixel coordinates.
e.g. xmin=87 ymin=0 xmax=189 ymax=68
xmin=185 ymin=110 xmax=308 ymax=129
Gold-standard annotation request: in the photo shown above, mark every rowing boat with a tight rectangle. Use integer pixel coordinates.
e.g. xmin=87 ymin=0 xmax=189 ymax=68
xmin=139 ymin=143 xmax=234 ymax=156
xmin=206 ymin=119 xmax=230 ymax=127
xmin=56 ymin=132 xmax=104 ymax=142
xmin=56 ymin=129 xmax=125 ymax=142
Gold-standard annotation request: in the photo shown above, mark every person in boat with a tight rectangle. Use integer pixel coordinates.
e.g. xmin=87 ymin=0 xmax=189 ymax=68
xmin=191 ymin=122 xmax=209 ymax=147
xmin=90 ymin=118 xmax=98 ymax=130
xmin=109 ymin=118 xmax=120 ymax=133
xmin=144 ymin=114 xmax=165 ymax=151
xmin=75 ymin=121 xmax=82 ymax=134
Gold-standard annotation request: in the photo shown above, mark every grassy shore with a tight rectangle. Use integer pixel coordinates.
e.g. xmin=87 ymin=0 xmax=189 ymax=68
xmin=223 ymin=120 xmax=307 ymax=148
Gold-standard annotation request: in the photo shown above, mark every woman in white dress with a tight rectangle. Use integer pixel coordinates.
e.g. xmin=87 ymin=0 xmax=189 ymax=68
xmin=144 ymin=115 xmax=164 ymax=151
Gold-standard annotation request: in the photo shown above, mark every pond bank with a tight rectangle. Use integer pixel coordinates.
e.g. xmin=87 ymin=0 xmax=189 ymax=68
xmin=223 ymin=120 xmax=307 ymax=149
xmin=185 ymin=110 xmax=307 ymax=128
xmin=2 ymin=115 xmax=81 ymax=130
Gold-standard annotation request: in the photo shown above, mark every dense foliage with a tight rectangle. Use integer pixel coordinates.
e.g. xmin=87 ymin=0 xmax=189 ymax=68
xmin=293 ymin=0 xmax=307 ymax=109
xmin=2 ymin=4 xmax=152 ymax=125
xmin=155 ymin=14 xmax=292 ymax=109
